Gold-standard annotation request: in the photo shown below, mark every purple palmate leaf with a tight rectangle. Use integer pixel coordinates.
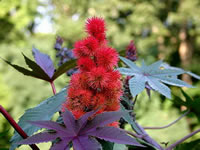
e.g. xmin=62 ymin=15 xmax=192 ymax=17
xmin=28 ymin=121 xmax=71 ymax=136
xmin=32 ymin=47 xmax=55 ymax=78
xmin=73 ymin=136 xmax=101 ymax=150
xmin=81 ymin=111 xmax=123 ymax=133
xmin=77 ymin=110 xmax=96 ymax=132
xmin=18 ymin=110 xmax=144 ymax=150
xmin=62 ymin=109 xmax=78 ymax=135
xmin=19 ymin=132 xmax=58 ymax=144
xmin=88 ymin=127 xmax=144 ymax=147
xmin=50 ymin=138 xmax=71 ymax=150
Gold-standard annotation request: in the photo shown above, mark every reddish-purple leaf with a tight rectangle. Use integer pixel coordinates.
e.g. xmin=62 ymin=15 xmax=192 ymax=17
xmin=18 ymin=110 xmax=144 ymax=149
xmin=18 ymin=132 xmax=58 ymax=144
xmin=62 ymin=109 xmax=78 ymax=135
xmin=82 ymin=111 xmax=123 ymax=133
xmin=89 ymin=127 xmax=144 ymax=147
xmin=77 ymin=110 xmax=96 ymax=132
xmin=32 ymin=47 xmax=55 ymax=78
xmin=28 ymin=121 xmax=69 ymax=135
xmin=22 ymin=53 xmax=51 ymax=81
xmin=50 ymin=138 xmax=71 ymax=150
xmin=73 ymin=136 xmax=102 ymax=150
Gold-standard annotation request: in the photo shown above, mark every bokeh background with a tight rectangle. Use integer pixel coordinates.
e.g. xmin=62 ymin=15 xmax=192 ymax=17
xmin=0 ymin=0 xmax=200 ymax=149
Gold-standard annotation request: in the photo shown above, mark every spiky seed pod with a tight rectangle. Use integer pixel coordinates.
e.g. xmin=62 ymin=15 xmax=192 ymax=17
xmin=126 ymin=40 xmax=137 ymax=61
xmin=62 ymin=17 xmax=122 ymax=125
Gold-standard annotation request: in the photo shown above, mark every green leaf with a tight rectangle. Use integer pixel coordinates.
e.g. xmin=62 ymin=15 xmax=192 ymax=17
xmin=113 ymin=143 xmax=127 ymax=150
xmin=99 ymin=139 xmax=114 ymax=150
xmin=117 ymin=68 xmax=136 ymax=76
xmin=156 ymin=76 xmax=193 ymax=88
xmin=191 ymin=99 xmax=200 ymax=122
xmin=172 ymin=94 xmax=187 ymax=107
xmin=120 ymin=104 xmax=141 ymax=134
xmin=120 ymin=104 xmax=157 ymax=149
xmin=120 ymin=96 xmax=132 ymax=107
xmin=161 ymin=63 xmax=200 ymax=80
xmin=119 ymin=56 xmax=140 ymax=72
xmin=10 ymin=88 xmax=67 ymax=150
xmin=129 ymin=75 xmax=146 ymax=97
xmin=2 ymin=53 xmax=76 ymax=82
xmin=1 ymin=54 xmax=51 ymax=81
xmin=181 ymin=89 xmax=193 ymax=106
xmin=0 ymin=130 xmax=9 ymax=138
xmin=1 ymin=57 xmax=44 ymax=80
xmin=51 ymin=59 xmax=76 ymax=81
xmin=145 ymin=60 xmax=163 ymax=73
xmin=22 ymin=53 xmax=51 ymax=81
xmin=119 ymin=57 xmax=196 ymax=99
xmin=173 ymin=90 xmax=200 ymax=121
xmin=147 ymin=76 xmax=171 ymax=99
xmin=174 ymin=139 xmax=200 ymax=150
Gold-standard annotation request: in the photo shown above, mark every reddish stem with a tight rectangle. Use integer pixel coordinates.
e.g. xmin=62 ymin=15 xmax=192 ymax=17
xmin=50 ymin=81 xmax=57 ymax=95
xmin=0 ymin=105 xmax=39 ymax=150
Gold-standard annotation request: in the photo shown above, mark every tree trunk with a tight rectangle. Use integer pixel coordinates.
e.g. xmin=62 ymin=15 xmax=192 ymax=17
xmin=178 ymin=28 xmax=193 ymax=84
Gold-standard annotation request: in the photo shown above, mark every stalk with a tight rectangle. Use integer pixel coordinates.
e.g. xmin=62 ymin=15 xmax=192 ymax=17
xmin=165 ymin=128 xmax=200 ymax=150
xmin=143 ymin=110 xmax=190 ymax=130
xmin=0 ymin=105 xmax=39 ymax=150
xmin=50 ymin=81 xmax=57 ymax=95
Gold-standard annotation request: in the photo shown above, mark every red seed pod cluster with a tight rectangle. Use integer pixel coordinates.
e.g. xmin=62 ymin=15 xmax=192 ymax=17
xmin=126 ymin=40 xmax=137 ymax=62
xmin=62 ymin=17 xmax=122 ymax=124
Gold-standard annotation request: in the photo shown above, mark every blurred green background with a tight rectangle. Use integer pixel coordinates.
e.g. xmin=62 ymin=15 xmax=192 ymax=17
xmin=0 ymin=0 xmax=200 ymax=149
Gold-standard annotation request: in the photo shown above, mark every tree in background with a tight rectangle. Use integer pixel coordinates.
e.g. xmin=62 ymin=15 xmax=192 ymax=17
xmin=0 ymin=0 xmax=40 ymax=42
xmin=52 ymin=0 xmax=200 ymax=75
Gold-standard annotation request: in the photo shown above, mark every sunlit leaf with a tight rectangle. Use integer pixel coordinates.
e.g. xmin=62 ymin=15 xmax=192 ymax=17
xmin=52 ymin=59 xmax=76 ymax=80
xmin=118 ymin=56 xmax=196 ymax=98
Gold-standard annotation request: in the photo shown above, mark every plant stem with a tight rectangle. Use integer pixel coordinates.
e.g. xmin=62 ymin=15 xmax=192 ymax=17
xmin=143 ymin=110 xmax=190 ymax=130
xmin=119 ymin=128 xmax=144 ymax=139
xmin=165 ymin=128 xmax=200 ymax=150
xmin=135 ymin=122 xmax=164 ymax=150
xmin=0 ymin=105 xmax=39 ymax=150
xmin=50 ymin=81 xmax=56 ymax=95
xmin=133 ymin=95 xmax=138 ymax=107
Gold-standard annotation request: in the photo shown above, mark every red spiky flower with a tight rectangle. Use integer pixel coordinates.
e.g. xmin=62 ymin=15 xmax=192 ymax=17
xmin=62 ymin=17 xmax=122 ymax=127
xmin=86 ymin=17 xmax=106 ymax=42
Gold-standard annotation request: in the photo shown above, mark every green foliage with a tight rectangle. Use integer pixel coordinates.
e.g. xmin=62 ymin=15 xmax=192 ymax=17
xmin=173 ymin=90 xmax=200 ymax=122
xmin=0 ymin=76 xmax=12 ymax=149
xmin=133 ymin=92 xmax=190 ymax=144
xmin=174 ymin=139 xmax=200 ymax=150
xmin=120 ymin=104 xmax=158 ymax=149
xmin=0 ymin=0 xmax=40 ymax=42
xmin=51 ymin=59 xmax=76 ymax=80
xmin=113 ymin=144 xmax=127 ymax=150
xmin=98 ymin=142 xmax=128 ymax=150
xmin=120 ymin=104 xmax=141 ymax=134
xmin=10 ymin=88 xmax=67 ymax=150
xmin=0 ymin=34 xmax=59 ymax=149
xmin=99 ymin=140 xmax=114 ymax=150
